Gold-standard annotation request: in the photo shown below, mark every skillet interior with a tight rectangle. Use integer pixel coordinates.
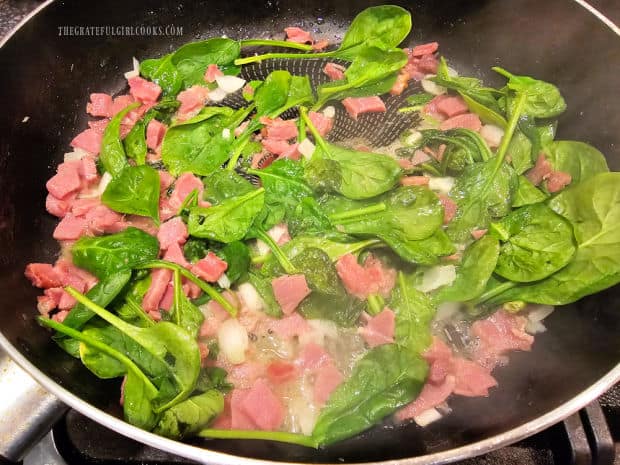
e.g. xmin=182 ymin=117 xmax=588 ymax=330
xmin=0 ymin=0 xmax=619 ymax=462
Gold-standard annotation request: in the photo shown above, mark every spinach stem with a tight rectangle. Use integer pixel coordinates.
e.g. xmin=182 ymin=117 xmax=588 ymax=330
xmin=328 ymin=203 xmax=387 ymax=223
xmin=125 ymin=296 xmax=156 ymax=327
xmin=227 ymin=135 xmax=251 ymax=171
xmin=37 ymin=316 xmax=158 ymax=397
xmin=246 ymin=168 xmax=314 ymax=194
xmin=475 ymin=281 xmax=517 ymax=305
xmin=198 ymin=429 xmax=319 ymax=448
xmin=398 ymin=105 xmax=424 ymax=113
xmin=135 ymin=260 xmax=238 ymax=317
xmin=255 ymin=228 xmax=298 ymax=275
xmin=366 ymin=294 xmax=385 ymax=315
xmin=493 ymin=92 xmax=527 ymax=171
xmin=172 ymin=269 xmax=183 ymax=326
xmin=234 ymin=50 xmax=336 ymax=66
xmin=240 ymin=39 xmax=313 ymax=51
xmin=299 ymin=106 xmax=330 ymax=154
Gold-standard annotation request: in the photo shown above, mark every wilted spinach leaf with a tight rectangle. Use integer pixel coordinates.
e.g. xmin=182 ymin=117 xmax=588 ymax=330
xmin=102 ymin=165 xmax=161 ymax=222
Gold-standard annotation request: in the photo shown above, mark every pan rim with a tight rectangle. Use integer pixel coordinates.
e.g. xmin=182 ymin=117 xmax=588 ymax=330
xmin=1 ymin=0 xmax=619 ymax=463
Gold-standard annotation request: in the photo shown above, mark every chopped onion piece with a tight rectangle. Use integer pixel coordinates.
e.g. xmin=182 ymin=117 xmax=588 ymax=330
xmin=299 ymin=319 xmax=338 ymax=347
xmin=218 ymin=319 xmax=249 ymax=365
xmin=123 ymin=57 xmax=141 ymax=80
xmin=413 ymin=408 xmax=443 ymax=427
xmin=434 ymin=302 xmax=460 ymax=322
xmin=78 ymin=172 xmax=112 ymax=199
xmin=222 ymin=128 xmax=231 ymax=139
xmin=527 ymin=305 xmax=554 ymax=322
xmin=322 ymin=106 xmax=336 ymax=118
xmin=402 ymin=129 xmax=423 ymax=146
xmin=217 ymin=273 xmax=231 ymax=289
xmin=254 ymin=239 xmax=271 ymax=257
xmin=526 ymin=320 xmax=547 ymax=334
xmin=417 ymin=265 xmax=457 ymax=293
xmin=64 ymin=147 xmax=90 ymax=162
xmin=215 ymin=75 xmax=246 ymax=93
xmin=428 ymin=176 xmax=455 ymax=195
xmin=446 ymin=66 xmax=459 ymax=77
xmin=480 ymin=124 xmax=505 ymax=148
xmin=421 ymin=75 xmax=447 ymax=95
xmin=237 ymin=282 xmax=265 ymax=313
xmin=298 ymin=138 xmax=316 ymax=159
xmin=208 ymin=87 xmax=227 ymax=102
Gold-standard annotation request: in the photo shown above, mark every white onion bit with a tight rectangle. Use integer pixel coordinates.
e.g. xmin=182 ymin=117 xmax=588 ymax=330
xmin=237 ymin=283 xmax=265 ymax=313
xmin=322 ymin=106 xmax=336 ymax=118
xmin=215 ymin=75 xmax=246 ymax=93
xmin=221 ymin=128 xmax=231 ymax=139
xmin=298 ymin=138 xmax=316 ymax=159
xmin=417 ymin=265 xmax=457 ymax=293
xmin=64 ymin=147 xmax=90 ymax=162
xmin=413 ymin=408 xmax=443 ymax=427
xmin=428 ymin=176 xmax=455 ymax=195
xmin=217 ymin=273 xmax=231 ymax=289
xmin=78 ymin=172 xmax=112 ymax=199
xmin=480 ymin=124 xmax=505 ymax=148
xmin=421 ymin=75 xmax=447 ymax=95
xmin=218 ymin=319 xmax=249 ymax=365
xmin=208 ymin=87 xmax=227 ymax=102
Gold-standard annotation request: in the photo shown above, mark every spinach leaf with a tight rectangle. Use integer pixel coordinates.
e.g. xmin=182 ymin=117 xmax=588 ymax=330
xmin=170 ymin=270 xmax=204 ymax=337
xmin=493 ymin=67 xmax=566 ymax=118
xmin=66 ymin=287 xmax=201 ymax=413
xmin=183 ymin=238 xmax=209 ymax=263
xmin=391 ymin=272 xmax=436 ymax=353
xmin=247 ymin=272 xmax=282 ymax=317
xmin=512 ymin=175 xmax=548 ymax=207
xmin=416 ymin=128 xmax=492 ymax=174
xmin=380 ymin=229 xmax=455 ymax=265
xmin=161 ymin=107 xmax=236 ymax=176
xmin=171 ymin=38 xmax=241 ymax=87
xmin=489 ymin=173 xmax=620 ymax=305
xmin=490 ymin=203 xmax=576 ymax=282
xmin=203 ymin=169 xmax=254 ymax=204
xmin=312 ymin=343 xmax=427 ymax=446
xmin=214 ymin=241 xmax=250 ymax=284
xmin=140 ymin=54 xmax=183 ymax=96
xmin=434 ymin=235 xmax=500 ymax=303
xmin=123 ymin=114 xmax=155 ymax=165
xmin=460 ymin=93 xmax=507 ymax=128
xmin=195 ymin=366 xmax=232 ymax=393
xmin=254 ymin=70 xmax=291 ymax=117
xmin=100 ymin=102 xmax=140 ymax=176
xmin=286 ymin=196 xmax=333 ymax=237
xmin=102 ymin=165 xmax=161 ymax=222
xmin=507 ymin=130 xmax=533 ymax=174
xmin=543 ymin=141 xmax=609 ymax=183
xmin=71 ymin=227 xmax=159 ymax=278
xmin=188 ymin=188 xmax=265 ymax=242
xmin=154 ymin=390 xmax=224 ymax=439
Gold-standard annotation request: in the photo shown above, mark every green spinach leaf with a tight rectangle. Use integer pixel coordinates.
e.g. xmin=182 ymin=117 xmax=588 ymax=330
xmin=102 ymin=165 xmax=161 ymax=222
xmin=100 ymin=102 xmax=141 ymax=176
xmin=154 ymin=390 xmax=224 ymax=439
xmin=543 ymin=140 xmax=609 ymax=183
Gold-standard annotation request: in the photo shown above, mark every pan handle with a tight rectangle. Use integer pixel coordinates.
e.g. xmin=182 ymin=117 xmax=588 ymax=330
xmin=0 ymin=350 xmax=67 ymax=463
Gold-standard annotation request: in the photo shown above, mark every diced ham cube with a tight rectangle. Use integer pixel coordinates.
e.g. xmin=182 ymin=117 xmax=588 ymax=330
xmin=314 ymin=364 xmax=343 ymax=405
xmin=267 ymin=312 xmax=311 ymax=339
xmin=142 ymin=268 xmax=172 ymax=312
xmin=262 ymin=118 xmax=298 ymax=141
xmin=146 ymin=119 xmax=167 ymax=150
xmin=70 ymin=128 xmax=103 ymax=155
xmin=239 ymin=378 xmax=285 ymax=430
xmin=298 ymin=342 xmax=330 ymax=370
xmin=86 ymin=93 xmax=113 ymax=117
xmin=200 ymin=298 xmax=232 ymax=338
xmin=204 ymin=64 xmax=224 ymax=83
xmin=471 ymin=229 xmax=488 ymax=240
xmin=267 ymin=361 xmax=298 ymax=385
xmin=192 ymin=252 xmax=228 ymax=282
xmin=423 ymin=337 xmax=454 ymax=384
xmin=230 ymin=389 xmax=257 ymax=430
xmin=168 ymin=172 xmax=205 ymax=210
xmin=396 ymin=374 xmax=456 ymax=421
xmin=261 ymin=138 xmax=292 ymax=156
xmin=163 ymin=242 xmax=190 ymax=268
xmin=312 ymin=39 xmax=329 ymax=51
xmin=46 ymin=193 xmax=72 ymax=218
xmin=545 ymin=171 xmax=572 ymax=193
xmin=341 ymin=96 xmax=387 ymax=120
xmin=417 ymin=53 xmax=439 ymax=74
xmin=53 ymin=215 xmax=88 ymax=241
xmin=323 ymin=62 xmax=346 ymax=81
xmin=439 ymin=113 xmax=482 ymax=132
xmin=279 ymin=143 xmax=301 ymax=161
xmin=284 ymin=26 xmax=313 ymax=44
xmin=176 ymin=85 xmax=210 ymax=117
xmin=25 ymin=263 xmax=63 ymax=289
xmin=127 ymin=76 xmax=161 ymax=103
xmin=159 ymin=170 xmax=175 ymax=192
xmin=401 ymin=176 xmax=430 ymax=187
xmin=452 ymin=358 xmax=497 ymax=397
xmin=46 ymin=161 xmax=82 ymax=199
xmin=271 ymin=274 xmax=311 ymax=315
xmin=88 ymin=118 xmax=109 ymax=134
xmin=308 ymin=111 xmax=333 ymax=137
xmin=159 ymin=284 xmax=174 ymax=311
xmin=412 ymin=149 xmax=432 ymax=166
xmin=84 ymin=205 xmax=124 ymax=235
xmin=79 ymin=157 xmax=98 ymax=183
xmin=157 ymin=217 xmax=188 ymax=251
xmin=358 ymin=308 xmax=395 ymax=348
xmin=335 ymin=253 xmax=396 ymax=299
xmin=439 ymin=195 xmax=457 ymax=224
xmin=423 ymin=94 xmax=450 ymax=120
xmin=69 ymin=198 xmax=99 ymax=217
xmin=111 ymin=95 xmax=135 ymax=114
xmin=54 ymin=258 xmax=97 ymax=292
xmin=436 ymin=96 xmax=469 ymax=118
xmin=525 ymin=153 xmax=553 ymax=186
xmin=411 ymin=42 xmax=439 ymax=57
xmin=250 ymin=151 xmax=277 ymax=170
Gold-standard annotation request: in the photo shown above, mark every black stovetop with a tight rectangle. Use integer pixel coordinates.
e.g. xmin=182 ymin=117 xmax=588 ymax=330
xmin=4 ymin=1 xmax=620 ymax=464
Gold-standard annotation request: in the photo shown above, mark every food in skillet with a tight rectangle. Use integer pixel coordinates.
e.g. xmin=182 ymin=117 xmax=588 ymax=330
xmin=24 ymin=5 xmax=620 ymax=447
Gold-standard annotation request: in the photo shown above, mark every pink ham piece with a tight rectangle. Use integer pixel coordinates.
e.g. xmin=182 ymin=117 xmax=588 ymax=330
xmin=525 ymin=153 xmax=553 ymax=186
xmin=471 ymin=229 xmax=488 ymax=240
xmin=471 ymin=310 xmax=534 ymax=369
xmin=88 ymin=119 xmax=109 ymax=134
xmin=436 ymin=96 xmax=469 ymax=118
xmin=86 ymin=93 xmax=113 ymax=117
xmin=261 ymin=138 xmax=292 ymax=156
xmin=176 ymin=85 xmax=210 ymax=117
xmin=266 ymin=361 xmax=298 ymax=385
xmin=452 ymin=358 xmax=497 ymax=397
xmin=53 ymin=215 xmax=89 ymax=241
xmin=335 ymin=253 xmax=396 ymax=300
xmin=204 ymin=64 xmax=224 ymax=83
xmin=423 ymin=94 xmax=450 ymax=120
xmin=159 ymin=284 xmax=174 ymax=311
xmin=401 ymin=176 xmax=430 ymax=187
xmin=142 ymin=268 xmax=172 ymax=312
xmin=79 ymin=157 xmax=98 ymax=183
xmin=298 ymin=342 xmax=330 ymax=370
xmin=168 ymin=172 xmax=205 ymax=210
xmin=314 ymin=364 xmax=343 ymax=405
xmin=239 ymin=378 xmax=285 ymax=430
xmin=358 ymin=308 xmax=395 ymax=348
xmin=157 ymin=217 xmax=188 ymax=251
xmin=46 ymin=161 xmax=82 ymax=199
xmin=230 ymin=389 xmax=257 ymax=430
xmin=84 ymin=205 xmax=124 ymax=235
xmin=312 ymin=39 xmax=329 ymax=51
xmin=396 ymin=374 xmax=456 ymax=421
xmin=250 ymin=151 xmax=277 ymax=170
xmin=111 ymin=95 xmax=135 ymax=114
xmin=192 ymin=252 xmax=228 ymax=282
xmin=71 ymin=128 xmax=103 ymax=155
xmin=308 ymin=111 xmax=334 ymax=137
xmin=262 ymin=117 xmax=298 ymax=141
xmin=341 ymin=96 xmax=386 ymax=120
xmin=159 ymin=170 xmax=175 ymax=192
xmin=46 ymin=194 xmax=73 ymax=218
xmin=127 ymin=76 xmax=161 ymax=103
xmin=279 ymin=143 xmax=301 ymax=161
xmin=271 ymin=274 xmax=311 ymax=315
xmin=54 ymin=258 xmax=97 ymax=292
xmin=412 ymin=149 xmax=432 ymax=166
xmin=439 ymin=195 xmax=457 ymax=224
xmin=266 ymin=312 xmax=311 ymax=339
xmin=440 ymin=113 xmax=482 ymax=132
xmin=424 ymin=337 xmax=454 ymax=383
xmin=199 ymin=298 xmax=231 ymax=338
xmin=284 ymin=26 xmax=313 ymax=44
xmin=146 ymin=119 xmax=167 ymax=150
xmin=411 ymin=42 xmax=439 ymax=57
xmin=25 ymin=264 xmax=62 ymax=289
xmin=323 ymin=62 xmax=346 ymax=80
xmin=546 ymin=171 xmax=572 ymax=193
xmin=163 ymin=242 xmax=190 ymax=268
